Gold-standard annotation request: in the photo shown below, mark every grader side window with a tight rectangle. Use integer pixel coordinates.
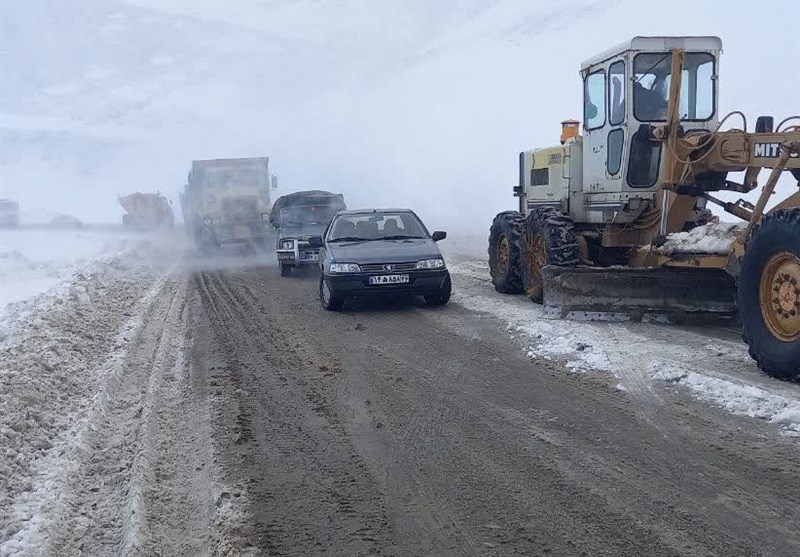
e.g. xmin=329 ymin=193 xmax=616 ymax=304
xmin=606 ymin=129 xmax=625 ymax=176
xmin=584 ymin=70 xmax=606 ymax=130
xmin=609 ymin=61 xmax=625 ymax=126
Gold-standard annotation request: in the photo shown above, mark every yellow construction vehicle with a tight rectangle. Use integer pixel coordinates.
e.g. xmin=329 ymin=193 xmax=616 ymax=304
xmin=488 ymin=36 xmax=800 ymax=379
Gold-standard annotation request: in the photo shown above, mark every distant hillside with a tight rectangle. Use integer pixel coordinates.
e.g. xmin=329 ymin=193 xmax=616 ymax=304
xmin=1 ymin=0 xmax=797 ymax=229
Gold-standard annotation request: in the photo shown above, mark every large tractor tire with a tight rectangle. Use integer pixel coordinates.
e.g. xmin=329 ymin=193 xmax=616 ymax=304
xmin=738 ymin=208 xmax=800 ymax=380
xmin=519 ymin=208 xmax=580 ymax=303
xmin=488 ymin=211 xmax=525 ymax=294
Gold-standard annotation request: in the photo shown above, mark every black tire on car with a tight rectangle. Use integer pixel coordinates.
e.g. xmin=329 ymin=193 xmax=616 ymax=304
xmin=488 ymin=211 xmax=525 ymax=294
xmin=280 ymin=263 xmax=291 ymax=277
xmin=519 ymin=207 xmax=580 ymax=303
xmin=424 ymin=274 xmax=452 ymax=306
xmin=737 ymin=208 xmax=800 ymax=380
xmin=319 ymin=274 xmax=344 ymax=311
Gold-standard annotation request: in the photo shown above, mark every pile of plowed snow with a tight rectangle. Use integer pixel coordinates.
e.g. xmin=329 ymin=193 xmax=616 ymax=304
xmin=656 ymin=222 xmax=745 ymax=255
xmin=0 ymin=228 xmax=144 ymax=317
xmin=0 ymin=237 xmax=177 ymax=550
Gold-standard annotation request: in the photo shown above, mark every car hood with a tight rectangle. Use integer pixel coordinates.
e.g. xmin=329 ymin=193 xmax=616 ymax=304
xmin=328 ymin=238 xmax=441 ymax=264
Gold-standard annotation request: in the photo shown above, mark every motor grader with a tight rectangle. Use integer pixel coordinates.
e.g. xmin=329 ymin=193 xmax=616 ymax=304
xmin=488 ymin=36 xmax=800 ymax=380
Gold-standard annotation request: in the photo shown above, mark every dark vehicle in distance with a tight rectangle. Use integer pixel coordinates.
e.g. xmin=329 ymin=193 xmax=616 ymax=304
xmin=270 ymin=190 xmax=347 ymax=276
xmin=310 ymin=209 xmax=451 ymax=310
xmin=0 ymin=199 xmax=20 ymax=228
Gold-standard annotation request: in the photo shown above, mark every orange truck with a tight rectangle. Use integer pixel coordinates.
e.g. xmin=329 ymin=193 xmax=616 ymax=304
xmin=119 ymin=192 xmax=175 ymax=229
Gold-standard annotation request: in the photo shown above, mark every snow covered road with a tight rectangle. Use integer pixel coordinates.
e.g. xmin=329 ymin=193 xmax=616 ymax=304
xmin=448 ymin=259 xmax=800 ymax=437
xmin=1 ymin=237 xmax=799 ymax=556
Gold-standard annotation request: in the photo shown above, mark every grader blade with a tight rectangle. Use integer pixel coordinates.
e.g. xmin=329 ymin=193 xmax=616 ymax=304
xmin=542 ymin=266 xmax=737 ymax=323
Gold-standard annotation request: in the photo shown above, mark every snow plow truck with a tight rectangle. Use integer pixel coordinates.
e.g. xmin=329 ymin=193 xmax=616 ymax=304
xmin=488 ymin=36 xmax=800 ymax=380
xmin=181 ymin=157 xmax=277 ymax=251
xmin=119 ymin=192 xmax=174 ymax=229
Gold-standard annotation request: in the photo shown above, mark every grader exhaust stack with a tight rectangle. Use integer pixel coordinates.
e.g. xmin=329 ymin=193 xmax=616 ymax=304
xmin=488 ymin=36 xmax=800 ymax=379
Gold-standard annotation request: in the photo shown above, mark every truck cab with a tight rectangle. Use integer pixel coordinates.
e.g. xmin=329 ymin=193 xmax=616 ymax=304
xmin=270 ymin=191 xmax=347 ymax=276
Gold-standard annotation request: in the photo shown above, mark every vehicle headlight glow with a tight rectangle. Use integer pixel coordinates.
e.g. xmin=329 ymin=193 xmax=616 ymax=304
xmin=329 ymin=263 xmax=362 ymax=273
xmin=416 ymin=258 xmax=445 ymax=269
xmin=280 ymin=239 xmax=295 ymax=250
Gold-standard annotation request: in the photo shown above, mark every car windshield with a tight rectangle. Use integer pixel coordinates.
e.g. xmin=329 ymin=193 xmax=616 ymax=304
xmin=328 ymin=212 xmax=428 ymax=242
xmin=280 ymin=205 xmax=338 ymax=227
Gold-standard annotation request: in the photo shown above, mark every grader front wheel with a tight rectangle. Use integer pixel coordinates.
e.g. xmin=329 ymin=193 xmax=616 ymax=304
xmin=759 ymin=251 xmax=800 ymax=342
xmin=738 ymin=208 xmax=800 ymax=380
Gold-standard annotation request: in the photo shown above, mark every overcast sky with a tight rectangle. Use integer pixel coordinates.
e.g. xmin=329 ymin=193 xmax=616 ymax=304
xmin=1 ymin=0 xmax=798 ymax=229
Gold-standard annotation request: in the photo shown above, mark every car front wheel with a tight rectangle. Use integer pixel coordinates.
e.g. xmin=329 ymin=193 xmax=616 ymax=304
xmin=424 ymin=275 xmax=451 ymax=306
xmin=319 ymin=275 xmax=345 ymax=311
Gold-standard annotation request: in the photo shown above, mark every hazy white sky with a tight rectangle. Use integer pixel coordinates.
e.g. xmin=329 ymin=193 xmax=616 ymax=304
xmin=0 ymin=0 xmax=798 ymax=228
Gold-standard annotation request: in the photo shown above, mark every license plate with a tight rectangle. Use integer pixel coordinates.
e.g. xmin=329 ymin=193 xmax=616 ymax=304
xmin=369 ymin=274 xmax=409 ymax=285
xmin=234 ymin=225 xmax=250 ymax=237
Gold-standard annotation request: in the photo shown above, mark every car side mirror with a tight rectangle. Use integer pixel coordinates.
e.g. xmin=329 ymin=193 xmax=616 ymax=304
xmin=308 ymin=236 xmax=324 ymax=248
xmin=432 ymin=231 xmax=447 ymax=241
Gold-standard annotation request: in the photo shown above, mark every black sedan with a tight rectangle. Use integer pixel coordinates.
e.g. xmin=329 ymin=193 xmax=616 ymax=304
xmin=309 ymin=209 xmax=451 ymax=310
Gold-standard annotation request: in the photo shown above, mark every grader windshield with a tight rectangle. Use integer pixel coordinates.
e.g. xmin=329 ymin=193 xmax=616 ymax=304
xmin=633 ymin=52 xmax=715 ymax=122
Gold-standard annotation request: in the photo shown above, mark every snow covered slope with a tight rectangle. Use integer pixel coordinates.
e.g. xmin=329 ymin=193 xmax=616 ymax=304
xmin=0 ymin=228 xmax=142 ymax=319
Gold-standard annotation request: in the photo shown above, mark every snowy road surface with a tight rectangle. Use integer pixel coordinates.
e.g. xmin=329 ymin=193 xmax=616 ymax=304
xmin=1 ymin=235 xmax=799 ymax=556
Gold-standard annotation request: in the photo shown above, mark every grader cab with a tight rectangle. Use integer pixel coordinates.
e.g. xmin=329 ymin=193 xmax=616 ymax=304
xmin=489 ymin=36 xmax=800 ymax=379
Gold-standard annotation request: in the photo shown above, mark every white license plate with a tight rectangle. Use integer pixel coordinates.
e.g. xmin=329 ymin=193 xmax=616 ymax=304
xmin=369 ymin=274 xmax=410 ymax=285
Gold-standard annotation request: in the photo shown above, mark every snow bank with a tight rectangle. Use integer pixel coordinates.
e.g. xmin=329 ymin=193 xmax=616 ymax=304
xmin=0 ymin=228 xmax=142 ymax=317
xmin=656 ymin=369 xmax=800 ymax=433
xmin=0 ymin=239 xmax=175 ymax=551
xmin=656 ymin=222 xmax=745 ymax=255
xmin=451 ymin=260 xmax=800 ymax=437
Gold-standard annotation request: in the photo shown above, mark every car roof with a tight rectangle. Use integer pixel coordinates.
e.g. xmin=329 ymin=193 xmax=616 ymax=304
xmin=335 ymin=208 xmax=414 ymax=216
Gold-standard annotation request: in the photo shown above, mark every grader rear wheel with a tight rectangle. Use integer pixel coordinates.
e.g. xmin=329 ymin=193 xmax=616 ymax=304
xmin=523 ymin=230 xmax=547 ymax=301
xmin=519 ymin=208 xmax=580 ymax=304
xmin=488 ymin=211 xmax=525 ymax=294
xmin=738 ymin=208 xmax=800 ymax=380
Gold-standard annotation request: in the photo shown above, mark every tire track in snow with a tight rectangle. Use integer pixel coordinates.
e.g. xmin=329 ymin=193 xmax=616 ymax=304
xmin=38 ymin=277 xmax=187 ymax=556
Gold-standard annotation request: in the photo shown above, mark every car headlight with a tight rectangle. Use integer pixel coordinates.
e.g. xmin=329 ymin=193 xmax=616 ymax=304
xmin=329 ymin=263 xmax=362 ymax=273
xmin=416 ymin=258 xmax=445 ymax=269
xmin=280 ymin=239 xmax=295 ymax=250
